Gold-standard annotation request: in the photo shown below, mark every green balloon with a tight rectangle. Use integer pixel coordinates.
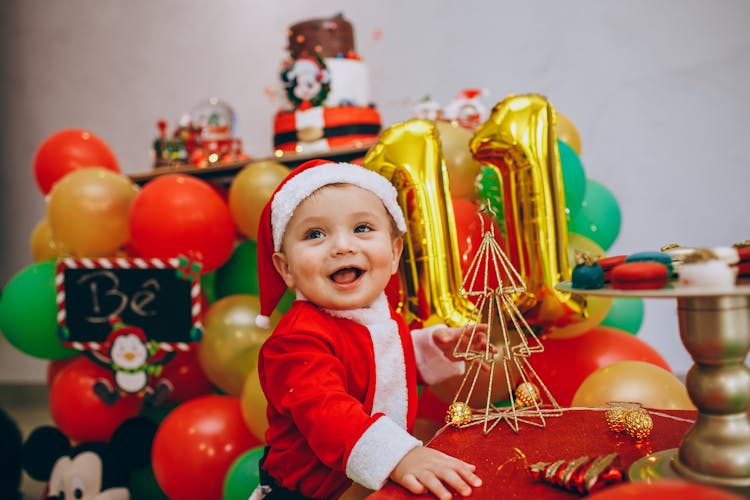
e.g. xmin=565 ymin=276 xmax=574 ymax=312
xmin=0 ymin=260 xmax=77 ymax=359
xmin=215 ymin=240 xmax=259 ymax=299
xmin=277 ymin=289 xmax=295 ymax=314
xmin=558 ymin=140 xmax=587 ymax=218
xmin=141 ymin=401 xmax=178 ymax=424
xmin=476 ymin=166 xmax=506 ymax=234
xmin=201 ymin=271 xmax=218 ymax=305
xmin=223 ymin=445 xmax=265 ymax=500
xmin=129 ymin=466 xmax=169 ymax=500
xmin=568 ymin=179 xmax=621 ymax=251
xmin=600 ymin=297 xmax=645 ymax=334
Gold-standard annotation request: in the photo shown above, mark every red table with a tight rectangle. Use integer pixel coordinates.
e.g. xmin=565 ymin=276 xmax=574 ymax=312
xmin=368 ymin=409 xmax=695 ymax=499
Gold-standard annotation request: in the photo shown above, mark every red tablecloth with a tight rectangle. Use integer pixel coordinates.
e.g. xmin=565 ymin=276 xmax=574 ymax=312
xmin=368 ymin=409 xmax=695 ymax=499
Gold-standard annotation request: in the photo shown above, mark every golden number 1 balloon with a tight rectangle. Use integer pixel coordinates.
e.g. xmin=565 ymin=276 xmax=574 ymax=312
xmin=470 ymin=94 xmax=587 ymax=331
xmin=364 ymin=119 xmax=475 ymax=327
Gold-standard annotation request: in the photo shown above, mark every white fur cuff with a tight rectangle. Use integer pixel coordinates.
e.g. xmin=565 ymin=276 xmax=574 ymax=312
xmin=412 ymin=324 xmax=465 ymax=385
xmin=345 ymin=416 xmax=421 ymax=490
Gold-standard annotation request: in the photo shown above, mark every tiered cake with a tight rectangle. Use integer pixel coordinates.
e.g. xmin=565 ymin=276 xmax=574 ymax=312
xmin=273 ymin=14 xmax=381 ymax=154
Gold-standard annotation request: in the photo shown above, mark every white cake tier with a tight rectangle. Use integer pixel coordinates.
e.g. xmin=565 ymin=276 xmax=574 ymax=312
xmin=324 ymin=58 xmax=372 ymax=107
xmin=280 ymin=58 xmax=373 ymax=110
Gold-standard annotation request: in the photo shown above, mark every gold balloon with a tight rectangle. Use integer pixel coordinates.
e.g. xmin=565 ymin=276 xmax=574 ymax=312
xmin=47 ymin=167 xmax=139 ymax=257
xmin=571 ymin=360 xmax=695 ymax=410
xmin=470 ymin=94 xmax=588 ymax=334
xmin=430 ymin=359 xmax=513 ymax=407
xmin=544 ymin=231 xmax=612 ymax=339
xmin=435 ymin=121 xmax=483 ymax=201
xmin=364 ymin=119 xmax=475 ymax=327
xmin=556 ymin=111 xmax=582 ymax=155
xmin=543 ymin=294 xmax=612 ymax=339
xmin=228 ymin=161 xmax=291 ymax=241
xmin=240 ymin=365 xmax=269 ymax=443
xmin=197 ymin=294 xmax=279 ymax=396
xmin=30 ymin=217 xmax=69 ymax=261
xmin=567 ymin=232 xmax=606 ymax=267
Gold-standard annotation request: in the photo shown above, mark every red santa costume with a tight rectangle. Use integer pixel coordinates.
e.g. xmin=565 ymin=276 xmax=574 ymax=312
xmin=252 ymin=160 xmax=465 ymax=499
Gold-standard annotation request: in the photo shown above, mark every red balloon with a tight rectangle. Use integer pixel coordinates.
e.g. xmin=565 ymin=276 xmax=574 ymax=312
xmin=588 ymin=479 xmax=744 ymax=499
xmin=152 ymin=394 xmax=260 ymax=500
xmin=128 ymin=174 xmax=237 ymax=272
xmin=158 ymin=349 xmax=215 ymax=404
xmin=452 ymin=197 xmax=505 ymax=296
xmin=48 ymin=356 xmax=142 ymax=442
xmin=417 ymin=386 xmax=449 ymax=424
xmin=46 ymin=356 xmax=78 ymax=386
xmin=33 ymin=128 xmax=120 ymax=195
xmin=530 ymin=326 xmax=672 ymax=407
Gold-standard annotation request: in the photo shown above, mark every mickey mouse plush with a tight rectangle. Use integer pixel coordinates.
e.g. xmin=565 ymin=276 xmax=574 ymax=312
xmin=21 ymin=416 xmax=157 ymax=500
xmin=0 ymin=408 xmax=22 ymax=500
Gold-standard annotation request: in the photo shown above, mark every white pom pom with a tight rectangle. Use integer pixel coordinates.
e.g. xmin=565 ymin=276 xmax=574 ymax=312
xmin=680 ymin=260 xmax=736 ymax=289
xmin=255 ymin=315 xmax=271 ymax=329
xmin=712 ymin=246 xmax=739 ymax=265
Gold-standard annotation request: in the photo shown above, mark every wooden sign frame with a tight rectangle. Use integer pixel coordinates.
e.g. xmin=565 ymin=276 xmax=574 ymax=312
xmin=56 ymin=256 xmax=203 ymax=352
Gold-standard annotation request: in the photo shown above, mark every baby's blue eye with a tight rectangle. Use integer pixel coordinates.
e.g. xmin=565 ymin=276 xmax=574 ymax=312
xmin=354 ymin=224 xmax=372 ymax=233
xmin=305 ymin=229 xmax=324 ymax=240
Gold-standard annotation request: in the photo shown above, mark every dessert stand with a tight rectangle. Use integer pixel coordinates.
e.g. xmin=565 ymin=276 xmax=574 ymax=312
xmin=557 ymin=279 xmax=750 ymax=494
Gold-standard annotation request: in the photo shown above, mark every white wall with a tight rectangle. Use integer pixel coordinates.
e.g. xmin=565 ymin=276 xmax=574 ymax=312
xmin=2 ymin=0 xmax=750 ymax=382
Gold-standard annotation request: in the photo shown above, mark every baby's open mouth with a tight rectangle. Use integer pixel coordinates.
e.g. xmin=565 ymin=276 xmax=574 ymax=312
xmin=330 ymin=267 xmax=363 ymax=284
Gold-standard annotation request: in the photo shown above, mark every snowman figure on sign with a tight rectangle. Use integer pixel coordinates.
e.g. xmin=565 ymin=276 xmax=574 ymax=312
xmin=88 ymin=316 xmax=175 ymax=407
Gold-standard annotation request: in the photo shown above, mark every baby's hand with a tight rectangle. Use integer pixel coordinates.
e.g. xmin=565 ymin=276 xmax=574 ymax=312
xmin=433 ymin=324 xmax=495 ymax=365
xmin=390 ymin=446 xmax=482 ymax=500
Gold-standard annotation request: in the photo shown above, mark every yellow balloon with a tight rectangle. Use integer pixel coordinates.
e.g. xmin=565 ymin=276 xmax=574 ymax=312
xmin=545 ymin=231 xmax=612 ymax=339
xmin=228 ymin=161 xmax=291 ymax=241
xmin=364 ymin=119 xmax=475 ymax=327
xmin=470 ymin=94 xmax=587 ymax=333
xmin=430 ymin=347 xmax=513 ymax=407
xmin=30 ymin=217 xmax=69 ymax=261
xmin=197 ymin=294 xmax=279 ymax=396
xmin=240 ymin=366 xmax=269 ymax=443
xmin=46 ymin=167 xmax=139 ymax=257
xmin=435 ymin=121 xmax=483 ymax=201
xmin=567 ymin=231 xmax=606 ymax=268
xmin=571 ymin=360 xmax=695 ymax=410
xmin=556 ymin=111 xmax=582 ymax=155
xmin=544 ymin=295 xmax=612 ymax=339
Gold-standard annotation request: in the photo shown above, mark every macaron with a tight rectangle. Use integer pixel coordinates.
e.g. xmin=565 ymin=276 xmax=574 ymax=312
xmin=625 ymin=251 xmax=674 ymax=277
xmin=596 ymin=255 xmax=627 ymax=282
xmin=611 ymin=261 xmax=670 ymax=290
xmin=572 ymin=262 xmax=605 ymax=289
xmin=736 ymin=246 xmax=750 ymax=277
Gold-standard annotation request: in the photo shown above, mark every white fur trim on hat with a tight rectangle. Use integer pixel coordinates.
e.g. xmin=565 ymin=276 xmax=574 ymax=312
xmin=270 ymin=163 xmax=407 ymax=251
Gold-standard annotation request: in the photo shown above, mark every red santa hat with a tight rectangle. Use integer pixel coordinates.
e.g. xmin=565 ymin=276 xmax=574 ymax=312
xmin=103 ymin=317 xmax=149 ymax=352
xmin=255 ymin=159 xmax=408 ymax=328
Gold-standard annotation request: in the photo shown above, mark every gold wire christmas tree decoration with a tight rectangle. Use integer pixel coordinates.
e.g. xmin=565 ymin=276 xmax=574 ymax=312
xmin=447 ymin=204 xmax=561 ymax=434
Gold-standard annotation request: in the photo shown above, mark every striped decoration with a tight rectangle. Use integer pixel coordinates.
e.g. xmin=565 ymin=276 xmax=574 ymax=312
xmin=56 ymin=256 xmax=202 ymax=352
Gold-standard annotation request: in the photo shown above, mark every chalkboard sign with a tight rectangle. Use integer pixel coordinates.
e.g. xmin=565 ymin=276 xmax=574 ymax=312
xmin=56 ymin=257 xmax=202 ymax=350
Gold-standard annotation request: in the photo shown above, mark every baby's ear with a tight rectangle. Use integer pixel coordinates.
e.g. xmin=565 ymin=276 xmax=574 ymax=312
xmin=272 ymin=252 xmax=295 ymax=288
xmin=390 ymin=236 xmax=404 ymax=273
